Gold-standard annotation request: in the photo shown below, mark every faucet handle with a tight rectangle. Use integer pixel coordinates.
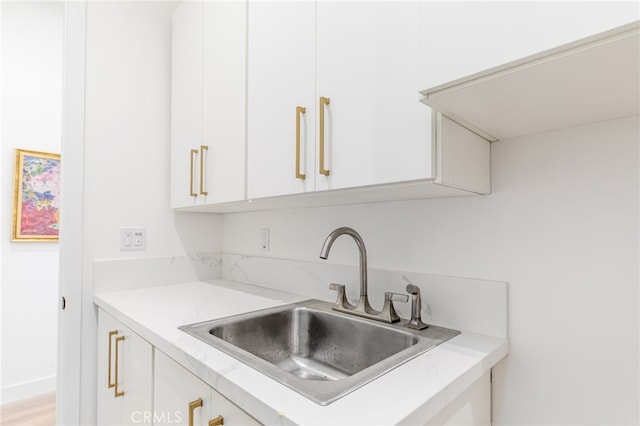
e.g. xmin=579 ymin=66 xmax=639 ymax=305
xmin=329 ymin=283 xmax=356 ymax=310
xmin=380 ymin=292 xmax=408 ymax=323
xmin=385 ymin=292 xmax=409 ymax=303
xmin=329 ymin=283 xmax=344 ymax=292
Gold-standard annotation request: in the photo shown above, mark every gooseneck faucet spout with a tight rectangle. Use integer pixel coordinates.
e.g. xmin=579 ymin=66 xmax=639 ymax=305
xmin=319 ymin=227 xmax=368 ymax=301
xmin=320 ymin=227 xmax=407 ymax=322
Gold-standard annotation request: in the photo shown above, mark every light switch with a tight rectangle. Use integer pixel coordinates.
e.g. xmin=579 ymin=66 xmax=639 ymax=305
xmin=123 ymin=229 xmax=132 ymax=247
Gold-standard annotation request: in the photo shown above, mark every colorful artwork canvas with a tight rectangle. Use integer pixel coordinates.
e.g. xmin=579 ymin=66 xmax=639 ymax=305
xmin=12 ymin=149 xmax=61 ymax=241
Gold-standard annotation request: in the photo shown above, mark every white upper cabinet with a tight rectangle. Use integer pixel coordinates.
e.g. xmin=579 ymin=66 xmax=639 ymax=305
xmin=247 ymin=1 xmax=316 ymax=200
xmin=171 ymin=1 xmax=203 ymax=209
xmin=173 ymin=2 xmax=636 ymax=211
xmin=247 ymin=1 xmax=434 ymax=199
xmin=416 ymin=2 xmax=638 ymax=89
xmin=315 ymin=2 xmax=431 ymax=191
xmin=171 ymin=0 xmax=246 ymax=208
xmin=421 ymin=22 xmax=639 ymax=143
xmin=202 ymin=1 xmax=246 ymax=204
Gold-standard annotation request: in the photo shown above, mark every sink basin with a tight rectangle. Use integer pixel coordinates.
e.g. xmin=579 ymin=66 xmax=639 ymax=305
xmin=179 ymin=299 xmax=459 ymax=405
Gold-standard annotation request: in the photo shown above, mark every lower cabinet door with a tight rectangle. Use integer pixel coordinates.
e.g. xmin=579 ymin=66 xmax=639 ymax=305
xmin=209 ymin=386 xmax=261 ymax=426
xmin=154 ymin=349 xmax=260 ymax=426
xmin=425 ymin=371 xmax=491 ymax=426
xmin=97 ymin=309 xmax=153 ymax=426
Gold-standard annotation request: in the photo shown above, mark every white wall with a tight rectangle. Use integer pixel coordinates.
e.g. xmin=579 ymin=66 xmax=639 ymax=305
xmin=73 ymin=2 xmax=222 ymax=423
xmin=223 ymin=116 xmax=639 ymax=425
xmin=83 ymin=1 xmax=222 ymax=263
xmin=1 ymin=1 xmax=64 ymax=403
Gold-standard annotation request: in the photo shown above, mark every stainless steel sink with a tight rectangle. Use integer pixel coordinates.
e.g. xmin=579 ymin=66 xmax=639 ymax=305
xmin=179 ymin=299 xmax=459 ymax=405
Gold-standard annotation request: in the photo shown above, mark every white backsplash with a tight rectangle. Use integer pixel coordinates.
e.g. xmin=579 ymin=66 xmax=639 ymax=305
xmin=93 ymin=253 xmax=506 ymax=338
xmin=93 ymin=253 xmax=222 ymax=293
xmin=221 ymin=254 xmax=507 ymax=338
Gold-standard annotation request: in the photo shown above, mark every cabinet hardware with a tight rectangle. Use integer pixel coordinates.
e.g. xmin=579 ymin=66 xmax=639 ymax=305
xmin=295 ymin=106 xmax=306 ymax=180
xmin=319 ymin=96 xmax=330 ymax=176
xmin=200 ymin=145 xmax=208 ymax=195
xmin=209 ymin=415 xmax=224 ymax=426
xmin=108 ymin=330 xmax=117 ymax=389
xmin=188 ymin=398 xmax=203 ymax=426
xmin=114 ymin=336 xmax=125 ymax=398
xmin=190 ymin=149 xmax=198 ymax=197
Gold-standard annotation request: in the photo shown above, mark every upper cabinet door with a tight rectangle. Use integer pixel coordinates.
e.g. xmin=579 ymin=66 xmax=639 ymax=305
xmin=247 ymin=1 xmax=316 ymax=200
xmin=315 ymin=2 xmax=432 ymax=191
xmin=171 ymin=1 xmax=247 ymax=208
xmin=202 ymin=1 xmax=246 ymax=204
xmin=171 ymin=1 xmax=203 ymax=209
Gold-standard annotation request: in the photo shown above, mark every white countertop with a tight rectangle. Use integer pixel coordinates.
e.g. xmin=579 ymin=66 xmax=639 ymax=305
xmin=94 ymin=280 xmax=508 ymax=425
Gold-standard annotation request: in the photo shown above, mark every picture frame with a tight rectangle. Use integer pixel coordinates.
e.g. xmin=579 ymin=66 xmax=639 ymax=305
xmin=12 ymin=149 xmax=61 ymax=242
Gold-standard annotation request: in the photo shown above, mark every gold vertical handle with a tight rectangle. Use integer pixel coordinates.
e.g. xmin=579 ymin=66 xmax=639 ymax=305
xmin=188 ymin=398 xmax=203 ymax=426
xmin=295 ymin=106 xmax=306 ymax=180
xmin=209 ymin=415 xmax=224 ymax=426
xmin=114 ymin=336 xmax=125 ymax=398
xmin=199 ymin=145 xmax=208 ymax=196
xmin=189 ymin=149 xmax=198 ymax=197
xmin=319 ymin=96 xmax=330 ymax=176
xmin=107 ymin=330 xmax=117 ymax=389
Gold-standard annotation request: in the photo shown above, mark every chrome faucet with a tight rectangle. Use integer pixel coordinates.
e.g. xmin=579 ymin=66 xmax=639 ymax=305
xmin=319 ymin=227 xmax=408 ymax=323
xmin=319 ymin=227 xmax=373 ymax=313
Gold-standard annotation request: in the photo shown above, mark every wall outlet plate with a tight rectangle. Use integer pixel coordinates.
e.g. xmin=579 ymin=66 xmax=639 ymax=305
xmin=120 ymin=227 xmax=146 ymax=251
xmin=260 ymin=228 xmax=270 ymax=251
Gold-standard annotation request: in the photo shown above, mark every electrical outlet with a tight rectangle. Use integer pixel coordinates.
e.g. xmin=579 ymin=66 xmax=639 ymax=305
xmin=120 ymin=227 xmax=146 ymax=251
xmin=260 ymin=228 xmax=270 ymax=251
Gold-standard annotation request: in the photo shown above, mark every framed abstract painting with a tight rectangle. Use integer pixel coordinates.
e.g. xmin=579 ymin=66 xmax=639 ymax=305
xmin=12 ymin=149 xmax=61 ymax=241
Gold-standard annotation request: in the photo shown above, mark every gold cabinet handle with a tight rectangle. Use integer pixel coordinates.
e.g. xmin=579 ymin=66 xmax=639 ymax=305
xmin=107 ymin=330 xmax=117 ymax=389
xmin=295 ymin=106 xmax=306 ymax=180
xmin=189 ymin=149 xmax=198 ymax=197
xmin=209 ymin=415 xmax=224 ymax=426
xmin=319 ymin=96 xmax=330 ymax=176
xmin=114 ymin=336 xmax=125 ymax=398
xmin=199 ymin=145 xmax=208 ymax=195
xmin=188 ymin=398 xmax=203 ymax=426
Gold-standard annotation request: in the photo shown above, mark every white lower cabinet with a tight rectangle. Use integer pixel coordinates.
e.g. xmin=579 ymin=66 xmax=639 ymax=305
xmin=426 ymin=371 xmax=491 ymax=426
xmin=97 ymin=307 xmax=488 ymax=425
xmin=97 ymin=309 xmax=153 ymax=426
xmin=154 ymin=349 xmax=260 ymax=426
xmin=97 ymin=310 xmax=258 ymax=426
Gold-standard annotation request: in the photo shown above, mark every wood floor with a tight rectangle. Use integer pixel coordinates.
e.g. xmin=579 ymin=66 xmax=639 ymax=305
xmin=0 ymin=393 xmax=55 ymax=426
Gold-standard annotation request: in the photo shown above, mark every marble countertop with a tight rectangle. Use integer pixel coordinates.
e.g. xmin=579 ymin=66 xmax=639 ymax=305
xmin=94 ymin=279 xmax=508 ymax=425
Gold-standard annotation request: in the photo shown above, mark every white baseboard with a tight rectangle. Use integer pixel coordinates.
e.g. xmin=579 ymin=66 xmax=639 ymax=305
xmin=1 ymin=375 xmax=56 ymax=405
